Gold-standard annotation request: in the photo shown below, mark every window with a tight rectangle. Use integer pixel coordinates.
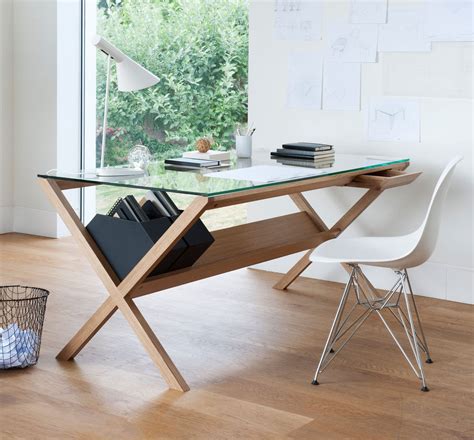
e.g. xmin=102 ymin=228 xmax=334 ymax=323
xmin=83 ymin=0 xmax=248 ymax=229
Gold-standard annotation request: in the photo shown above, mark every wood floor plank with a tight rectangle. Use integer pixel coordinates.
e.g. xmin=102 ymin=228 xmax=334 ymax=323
xmin=0 ymin=233 xmax=472 ymax=439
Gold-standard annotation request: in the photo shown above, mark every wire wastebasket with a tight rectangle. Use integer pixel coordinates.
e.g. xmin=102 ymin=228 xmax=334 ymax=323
xmin=0 ymin=285 xmax=49 ymax=369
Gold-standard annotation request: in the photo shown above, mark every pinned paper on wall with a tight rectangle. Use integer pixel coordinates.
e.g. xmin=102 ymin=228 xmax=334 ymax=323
xmin=326 ymin=24 xmax=378 ymax=62
xmin=350 ymin=0 xmax=387 ymax=24
xmin=368 ymin=97 xmax=421 ymax=142
xmin=274 ymin=0 xmax=322 ymax=41
xmin=424 ymin=1 xmax=474 ymax=42
xmin=287 ymin=52 xmax=323 ymax=110
xmin=323 ymin=61 xmax=361 ymax=111
xmin=378 ymin=4 xmax=431 ymax=52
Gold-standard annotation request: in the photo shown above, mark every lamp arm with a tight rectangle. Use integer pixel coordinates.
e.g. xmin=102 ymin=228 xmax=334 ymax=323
xmin=100 ymin=54 xmax=112 ymax=169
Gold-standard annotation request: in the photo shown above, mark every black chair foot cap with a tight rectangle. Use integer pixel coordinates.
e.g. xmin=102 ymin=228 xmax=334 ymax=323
xmin=329 ymin=348 xmax=335 ymax=353
xmin=421 ymin=386 xmax=430 ymax=392
xmin=426 ymin=358 xmax=433 ymax=364
xmin=311 ymin=379 xmax=319 ymax=385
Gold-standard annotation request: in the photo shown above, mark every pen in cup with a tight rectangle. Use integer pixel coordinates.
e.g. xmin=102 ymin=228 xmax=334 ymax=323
xmin=246 ymin=122 xmax=254 ymax=136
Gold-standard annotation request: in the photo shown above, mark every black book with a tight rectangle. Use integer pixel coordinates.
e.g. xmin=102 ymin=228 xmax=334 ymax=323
xmin=276 ymin=148 xmax=335 ymax=158
xmin=116 ymin=198 xmax=140 ymax=222
xmin=271 ymin=151 xmax=333 ymax=161
xmin=107 ymin=197 xmax=123 ymax=217
xmin=142 ymin=200 xmax=164 ymax=219
xmin=144 ymin=191 xmax=170 ymax=216
xmin=282 ymin=142 xmax=333 ymax=152
xmin=276 ymin=158 xmax=335 ymax=169
xmin=164 ymin=157 xmax=220 ymax=168
xmin=125 ymin=195 xmax=149 ymax=222
xmin=153 ymin=191 xmax=179 ymax=216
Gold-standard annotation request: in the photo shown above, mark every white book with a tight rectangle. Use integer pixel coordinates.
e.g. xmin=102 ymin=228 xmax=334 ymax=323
xmin=183 ymin=150 xmax=230 ymax=161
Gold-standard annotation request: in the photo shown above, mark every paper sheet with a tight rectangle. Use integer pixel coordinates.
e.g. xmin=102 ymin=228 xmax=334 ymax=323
xmin=323 ymin=61 xmax=361 ymax=111
xmin=424 ymin=1 xmax=474 ymax=42
xmin=326 ymin=24 xmax=378 ymax=63
xmin=274 ymin=0 xmax=322 ymax=41
xmin=368 ymin=97 xmax=420 ymax=142
xmin=350 ymin=0 xmax=387 ymax=24
xmin=206 ymin=165 xmax=323 ymax=183
xmin=287 ymin=51 xmax=323 ymax=110
xmin=378 ymin=3 xmax=431 ymax=52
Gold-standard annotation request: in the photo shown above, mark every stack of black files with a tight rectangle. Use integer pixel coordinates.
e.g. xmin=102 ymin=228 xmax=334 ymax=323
xmin=86 ymin=191 xmax=214 ymax=280
xmin=270 ymin=142 xmax=335 ymax=168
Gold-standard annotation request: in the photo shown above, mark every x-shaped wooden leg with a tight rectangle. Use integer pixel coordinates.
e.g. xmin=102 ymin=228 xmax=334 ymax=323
xmin=39 ymin=178 xmax=209 ymax=391
xmin=273 ymin=189 xmax=383 ymax=290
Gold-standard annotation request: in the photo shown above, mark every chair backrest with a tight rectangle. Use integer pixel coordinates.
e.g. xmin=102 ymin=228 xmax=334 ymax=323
xmin=403 ymin=156 xmax=463 ymax=268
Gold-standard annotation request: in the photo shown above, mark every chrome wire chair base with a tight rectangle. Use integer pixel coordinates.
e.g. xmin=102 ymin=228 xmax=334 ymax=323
xmin=312 ymin=265 xmax=432 ymax=391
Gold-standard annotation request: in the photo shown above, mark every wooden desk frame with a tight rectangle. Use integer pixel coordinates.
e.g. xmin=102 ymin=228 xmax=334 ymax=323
xmin=38 ymin=162 xmax=419 ymax=392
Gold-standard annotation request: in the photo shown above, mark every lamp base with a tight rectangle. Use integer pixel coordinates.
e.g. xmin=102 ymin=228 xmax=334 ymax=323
xmin=96 ymin=167 xmax=145 ymax=177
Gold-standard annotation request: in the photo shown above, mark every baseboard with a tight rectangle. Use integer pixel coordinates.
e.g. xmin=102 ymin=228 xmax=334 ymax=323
xmin=0 ymin=206 xmax=13 ymax=233
xmin=13 ymin=206 xmax=69 ymax=238
xmin=252 ymin=255 xmax=473 ymax=304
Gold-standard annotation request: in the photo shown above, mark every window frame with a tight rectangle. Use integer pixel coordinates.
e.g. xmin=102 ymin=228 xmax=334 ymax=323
xmin=80 ymin=0 xmax=97 ymax=224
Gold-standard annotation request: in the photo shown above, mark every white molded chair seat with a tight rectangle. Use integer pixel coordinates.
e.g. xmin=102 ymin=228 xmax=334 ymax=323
xmin=309 ymin=156 xmax=463 ymax=392
xmin=310 ymin=231 xmax=422 ymax=269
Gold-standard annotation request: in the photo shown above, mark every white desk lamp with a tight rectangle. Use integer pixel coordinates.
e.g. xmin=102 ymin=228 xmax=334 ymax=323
xmin=92 ymin=35 xmax=159 ymax=177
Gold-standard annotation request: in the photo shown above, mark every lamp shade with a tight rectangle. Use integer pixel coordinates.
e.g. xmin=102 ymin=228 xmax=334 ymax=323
xmin=92 ymin=35 xmax=159 ymax=92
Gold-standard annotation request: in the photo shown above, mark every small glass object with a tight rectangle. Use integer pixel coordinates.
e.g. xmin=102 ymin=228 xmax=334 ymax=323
xmin=128 ymin=145 xmax=152 ymax=171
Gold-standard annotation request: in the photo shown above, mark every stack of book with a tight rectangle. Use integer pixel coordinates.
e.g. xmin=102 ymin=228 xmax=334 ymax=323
xmin=107 ymin=191 xmax=180 ymax=222
xmin=182 ymin=150 xmax=230 ymax=161
xmin=164 ymin=157 xmax=227 ymax=171
xmin=270 ymin=142 xmax=335 ymax=168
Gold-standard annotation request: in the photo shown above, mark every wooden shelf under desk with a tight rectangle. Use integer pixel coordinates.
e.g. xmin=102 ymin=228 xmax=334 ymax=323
xmin=131 ymin=211 xmax=335 ymax=298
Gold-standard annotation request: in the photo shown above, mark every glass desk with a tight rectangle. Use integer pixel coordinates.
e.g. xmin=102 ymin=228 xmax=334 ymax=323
xmin=40 ymin=153 xmax=410 ymax=196
xmin=37 ymin=153 xmax=420 ymax=392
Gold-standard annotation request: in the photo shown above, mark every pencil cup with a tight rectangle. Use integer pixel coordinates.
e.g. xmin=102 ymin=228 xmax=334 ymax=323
xmin=236 ymin=135 xmax=252 ymax=158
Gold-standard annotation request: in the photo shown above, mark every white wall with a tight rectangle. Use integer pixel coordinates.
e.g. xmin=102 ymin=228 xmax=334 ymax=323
xmin=13 ymin=0 xmax=61 ymax=237
xmin=248 ymin=1 xmax=474 ymax=303
xmin=0 ymin=0 xmax=14 ymax=233
xmin=0 ymin=0 xmax=81 ymax=238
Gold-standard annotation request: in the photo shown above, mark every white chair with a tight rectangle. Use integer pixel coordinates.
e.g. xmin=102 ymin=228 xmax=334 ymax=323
xmin=310 ymin=156 xmax=463 ymax=391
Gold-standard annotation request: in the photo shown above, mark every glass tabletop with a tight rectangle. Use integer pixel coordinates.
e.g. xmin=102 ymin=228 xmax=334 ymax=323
xmin=39 ymin=153 xmax=409 ymax=197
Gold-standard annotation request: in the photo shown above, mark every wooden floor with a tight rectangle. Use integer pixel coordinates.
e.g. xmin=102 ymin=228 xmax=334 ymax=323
xmin=0 ymin=233 xmax=473 ymax=440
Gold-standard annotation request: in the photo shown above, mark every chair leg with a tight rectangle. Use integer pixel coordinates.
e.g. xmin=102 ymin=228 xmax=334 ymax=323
xmin=404 ymin=269 xmax=433 ymax=363
xmin=312 ymin=266 xmax=355 ymax=385
xmin=400 ymin=274 xmax=429 ymax=391
xmin=312 ymin=266 xmax=431 ymax=391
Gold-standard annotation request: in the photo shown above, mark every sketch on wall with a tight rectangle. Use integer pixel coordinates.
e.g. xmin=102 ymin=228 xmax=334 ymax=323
xmin=350 ymin=0 xmax=387 ymax=24
xmin=278 ymin=0 xmax=472 ymax=142
xmin=378 ymin=4 xmax=431 ymax=52
xmin=326 ymin=24 xmax=378 ymax=62
xmin=287 ymin=51 xmax=323 ymax=110
xmin=368 ymin=97 xmax=421 ymax=142
xmin=323 ymin=61 xmax=361 ymax=111
xmin=424 ymin=1 xmax=474 ymax=42
xmin=274 ymin=0 xmax=322 ymax=41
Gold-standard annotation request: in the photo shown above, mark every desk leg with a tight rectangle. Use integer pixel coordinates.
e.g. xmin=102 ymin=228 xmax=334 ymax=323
xmin=57 ymin=297 xmax=117 ymax=360
xmin=274 ymin=190 xmax=382 ymax=290
xmin=39 ymin=178 xmax=208 ymax=392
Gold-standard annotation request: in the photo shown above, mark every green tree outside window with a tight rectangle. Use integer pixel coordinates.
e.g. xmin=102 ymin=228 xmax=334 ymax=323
xmin=96 ymin=0 xmax=249 ymax=166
